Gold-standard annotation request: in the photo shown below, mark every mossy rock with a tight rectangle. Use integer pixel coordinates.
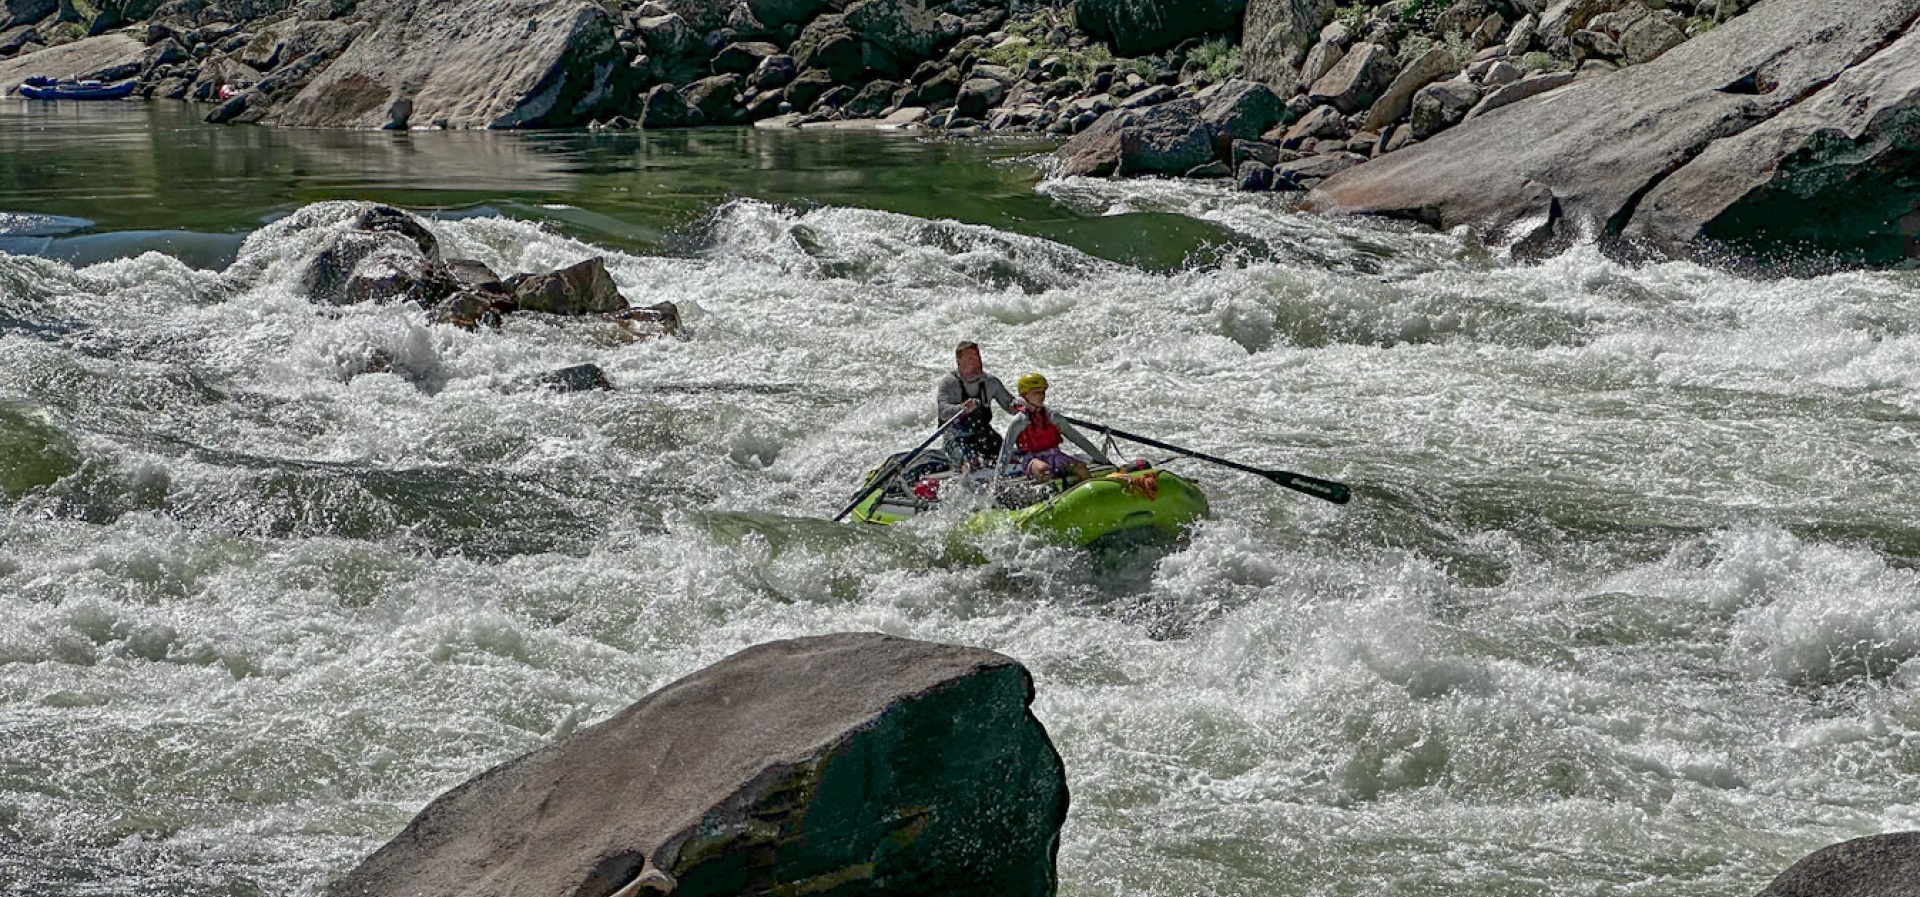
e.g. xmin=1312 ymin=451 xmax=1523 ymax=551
xmin=37 ymin=17 xmax=84 ymax=43
xmin=55 ymin=0 xmax=96 ymax=23
xmin=0 ymin=404 xmax=81 ymax=500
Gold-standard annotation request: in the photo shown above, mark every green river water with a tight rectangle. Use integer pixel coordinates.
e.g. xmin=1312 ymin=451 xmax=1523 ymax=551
xmin=3 ymin=99 xmax=1919 ymax=897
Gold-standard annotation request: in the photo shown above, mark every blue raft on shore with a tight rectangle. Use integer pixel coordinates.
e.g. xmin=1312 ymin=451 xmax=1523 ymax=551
xmin=14 ymin=77 xmax=137 ymax=100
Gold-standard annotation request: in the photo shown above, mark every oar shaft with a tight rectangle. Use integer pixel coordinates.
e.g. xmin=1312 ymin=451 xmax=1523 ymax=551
xmin=1058 ymin=413 xmax=1351 ymax=505
xmin=834 ymin=413 xmax=966 ymax=522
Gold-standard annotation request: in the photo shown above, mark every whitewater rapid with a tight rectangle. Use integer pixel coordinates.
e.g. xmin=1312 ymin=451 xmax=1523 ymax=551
xmin=3 ymin=182 xmax=1919 ymax=897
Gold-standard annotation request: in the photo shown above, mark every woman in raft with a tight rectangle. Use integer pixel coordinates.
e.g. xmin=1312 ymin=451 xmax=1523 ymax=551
xmin=996 ymin=372 xmax=1113 ymax=484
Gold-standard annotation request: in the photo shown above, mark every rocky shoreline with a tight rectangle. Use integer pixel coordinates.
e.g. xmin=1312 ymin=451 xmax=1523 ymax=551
xmin=2 ymin=0 xmax=1916 ymax=265
xmin=0 ymin=0 xmax=1740 ymax=159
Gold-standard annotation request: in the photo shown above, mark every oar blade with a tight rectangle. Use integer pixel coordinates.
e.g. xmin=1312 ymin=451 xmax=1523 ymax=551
xmin=1263 ymin=470 xmax=1352 ymax=504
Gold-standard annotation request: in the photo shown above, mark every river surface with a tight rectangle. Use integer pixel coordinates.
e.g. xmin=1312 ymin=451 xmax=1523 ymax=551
xmin=3 ymin=101 xmax=1919 ymax=897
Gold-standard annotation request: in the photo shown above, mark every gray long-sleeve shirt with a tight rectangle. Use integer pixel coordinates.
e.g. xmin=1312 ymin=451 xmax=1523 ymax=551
xmin=998 ymin=408 xmax=1113 ymax=469
xmin=935 ymin=371 xmax=1016 ymax=426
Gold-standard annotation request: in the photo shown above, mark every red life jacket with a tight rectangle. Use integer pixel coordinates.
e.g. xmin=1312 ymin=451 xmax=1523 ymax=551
xmin=1015 ymin=404 xmax=1062 ymax=454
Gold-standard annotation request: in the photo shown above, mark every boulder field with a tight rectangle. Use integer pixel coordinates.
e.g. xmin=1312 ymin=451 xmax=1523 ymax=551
xmin=4 ymin=0 xmax=1916 ymax=259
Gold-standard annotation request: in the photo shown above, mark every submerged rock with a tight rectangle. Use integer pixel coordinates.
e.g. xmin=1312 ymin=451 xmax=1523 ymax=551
xmin=507 ymin=256 xmax=628 ymax=316
xmin=613 ymin=300 xmax=681 ymax=340
xmin=1756 ymin=832 xmax=1920 ymax=897
xmin=536 ymin=363 xmax=613 ymax=393
xmin=0 ymin=402 xmax=81 ymax=501
xmin=328 ymin=633 xmax=1069 ymax=897
xmin=293 ymin=204 xmax=454 ymax=306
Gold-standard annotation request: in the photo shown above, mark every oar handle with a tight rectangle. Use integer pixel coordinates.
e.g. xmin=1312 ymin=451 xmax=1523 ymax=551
xmin=834 ymin=412 xmax=968 ymax=522
xmin=1057 ymin=413 xmax=1352 ymax=505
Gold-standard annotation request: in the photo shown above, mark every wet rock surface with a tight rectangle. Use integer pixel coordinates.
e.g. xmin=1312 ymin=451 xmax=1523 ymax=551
xmin=266 ymin=0 xmax=629 ymax=128
xmin=266 ymin=203 xmax=667 ymax=333
xmin=328 ymin=633 xmax=1069 ymax=897
xmin=1305 ymin=0 xmax=1920 ymax=264
xmin=1755 ymin=833 xmax=1920 ymax=897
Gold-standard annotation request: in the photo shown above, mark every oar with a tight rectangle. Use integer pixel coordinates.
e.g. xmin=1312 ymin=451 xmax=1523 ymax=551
xmin=1057 ymin=412 xmax=1352 ymax=505
xmin=833 ymin=412 xmax=969 ymax=522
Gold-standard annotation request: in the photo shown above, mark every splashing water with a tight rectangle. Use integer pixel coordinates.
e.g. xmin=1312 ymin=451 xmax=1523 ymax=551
xmin=3 ymin=108 xmax=1920 ymax=897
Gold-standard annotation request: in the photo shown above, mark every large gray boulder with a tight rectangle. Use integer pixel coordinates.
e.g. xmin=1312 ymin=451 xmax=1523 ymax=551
xmin=1623 ymin=21 xmax=1920 ymax=265
xmin=1361 ymin=47 xmax=1457 ymax=132
xmin=844 ymin=0 xmax=951 ymax=69
xmin=954 ymin=74 xmax=1006 ymax=118
xmin=1053 ymin=99 xmax=1216 ymax=177
xmin=1199 ymin=79 xmax=1286 ymax=152
xmin=712 ymin=40 xmax=778 ymax=74
xmin=1306 ymin=40 xmax=1396 ymax=114
xmin=654 ymin=0 xmax=729 ymax=33
xmin=265 ymin=0 xmax=630 ymax=128
xmin=680 ymin=73 xmax=743 ymax=124
xmin=0 ymin=24 xmax=41 ymax=56
xmin=0 ymin=31 xmax=139 ymax=88
xmin=1276 ymin=151 xmax=1364 ymax=189
xmin=1756 ymin=833 xmax=1920 ymax=897
xmin=1071 ymin=0 xmax=1247 ymax=57
xmin=1612 ymin=5 xmax=1685 ymax=64
xmin=634 ymin=12 xmax=710 ymax=85
xmin=1242 ymin=0 xmax=1330 ymax=91
xmin=639 ymin=82 xmax=702 ymax=128
xmin=209 ymin=34 xmax=370 ymax=125
xmin=1305 ymin=0 xmax=1920 ymax=260
xmin=328 ymin=633 xmax=1069 ymax=897
xmin=635 ymin=12 xmax=703 ymax=60
xmin=1296 ymin=39 xmax=1343 ymax=86
xmin=1408 ymin=78 xmax=1480 ymax=139
xmin=791 ymin=14 xmax=866 ymax=82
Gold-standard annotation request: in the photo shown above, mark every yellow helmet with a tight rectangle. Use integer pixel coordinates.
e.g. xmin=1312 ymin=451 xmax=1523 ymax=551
xmin=1016 ymin=372 xmax=1048 ymax=394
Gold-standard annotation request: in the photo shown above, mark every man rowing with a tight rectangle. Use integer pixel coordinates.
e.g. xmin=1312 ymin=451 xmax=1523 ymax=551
xmin=935 ymin=341 xmax=1018 ymax=470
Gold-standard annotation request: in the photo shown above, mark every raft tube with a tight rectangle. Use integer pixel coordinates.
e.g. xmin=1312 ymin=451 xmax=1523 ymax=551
xmin=851 ymin=466 xmax=1209 ymax=546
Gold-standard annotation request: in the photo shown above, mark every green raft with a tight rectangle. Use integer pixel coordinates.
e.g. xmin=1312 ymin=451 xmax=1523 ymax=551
xmin=849 ymin=459 xmax=1210 ymax=546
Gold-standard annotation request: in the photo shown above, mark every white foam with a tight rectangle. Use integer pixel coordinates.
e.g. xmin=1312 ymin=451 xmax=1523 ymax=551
xmin=5 ymin=189 xmax=1920 ymax=897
